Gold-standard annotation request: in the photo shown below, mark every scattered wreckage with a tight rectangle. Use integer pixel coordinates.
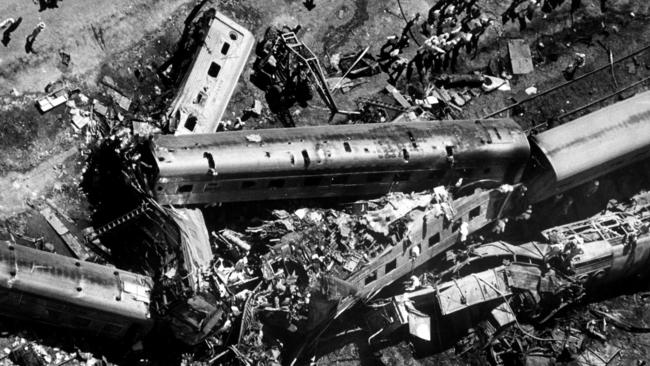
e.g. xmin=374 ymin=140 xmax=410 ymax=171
xmin=11 ymin=3 xmax=650 ymax=365
xmin=74 ymin=49 xmax=650 ymax=361
xmin=373 ymin=191 xmax=650 ymax=364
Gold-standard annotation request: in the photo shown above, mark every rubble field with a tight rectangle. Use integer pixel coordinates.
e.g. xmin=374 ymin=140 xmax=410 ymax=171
xmin=2 ymin=0 xmax=650 ymax=365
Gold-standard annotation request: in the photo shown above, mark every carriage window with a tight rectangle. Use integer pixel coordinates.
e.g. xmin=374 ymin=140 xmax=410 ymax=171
xmin=428 ymin=233 xmax=440 ymax=247
xmin=331 ymin=175 xmax=349 ymax=185
xmin=194 ymin=91 xmax=207 ymax=106
xmin=177 ymin=184 xmax=194 ymax=193
xmin=242 ymin=181 xmax=256 ymax=189
xmin=364 ymin=271 xmax=377 ymax=285
xmin=221 ymin=42 xmax=231 ymax=55
xmin=204 ymin=183 xmax=219 ymax=192
xmin=407 ymin=131 xmax=417 ymax=148
xmin=469 ymin=207 xmax=481 ymax=220
xmin=394 ymin=172 xmax=411 ymax=182
xmin=385 ymin=259 xmax=397 ymax=273
xmin=184 ymin=115 xmax=198 ymax=131
xmin=47 ymin=309 xmax=63 ymax=320
xmin=343 ymin=142 xmax=352 ymax=152
xmin=304 ymin=176 xmax=322 ymax=186
xmin=446 ymin=146 xmax=454 ymax=156
xmin=428 ymin=170 xmax=444 ymax=180
xmin=269 ymin=179 xmax=285 ymax=188
xmin=366 ymin=173 xmax=385 ymax=183
xmin=102 ymin=323 xmax=124 ymax=336
xmin=71 ymin=316 xmax=92 ymax=327
xmin=208 ymin=62 xmax=221 ymax=78
xmin=302 ymin=150 xmax=311 ymax=168
xmin=402 ymin=149 xmax=410 ymax=162
xmin=452 ymin=221 xmax=461 ymax=232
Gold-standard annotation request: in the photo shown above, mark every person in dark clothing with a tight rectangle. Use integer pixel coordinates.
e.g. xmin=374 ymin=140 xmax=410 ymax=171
xmin=401 ymin=13 xmax=421 ymax=39
xmin=38 ymin=0 xmax=59 ymax=12
xmin=406 ymin=48 xmax=427 ymax=82
xmin=2 ymin=17 xmax=22 ymax=46
xmin=25 ymin=22 xmax=46 ymax=54
xmin=570 ymin=0 xmax=582 ymax=23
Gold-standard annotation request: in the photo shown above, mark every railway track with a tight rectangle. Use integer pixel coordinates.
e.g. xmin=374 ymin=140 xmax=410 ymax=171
xmin=483 ymin=43 xmax=650 ymax=132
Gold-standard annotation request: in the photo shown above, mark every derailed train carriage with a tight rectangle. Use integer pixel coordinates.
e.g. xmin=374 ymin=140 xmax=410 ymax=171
xmin=0 ymin=241 xmax=153 ymax=340
xmin=524 ymin=90 xmax=650 ymax=203
xmin=136 ymin=90 xmax=650 ymax=207
xmin=167 ymin=10 xmax=255 ymax=135
xmin=145 ymin=119 xmax=531 ymax=205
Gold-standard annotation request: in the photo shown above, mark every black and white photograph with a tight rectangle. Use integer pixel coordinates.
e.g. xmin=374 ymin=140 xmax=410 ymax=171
xmin=1 ymin=0 xmax=650 ymax=365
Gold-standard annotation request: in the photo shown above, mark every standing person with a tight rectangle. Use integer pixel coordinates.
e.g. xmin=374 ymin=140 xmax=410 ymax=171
xmin=1 ymin=17 xmax=22 ymax=46
xmin=570 ymin=0 xmax=582 ymax=24
xmin=401 ymin=12 xmax=421 ymax=41
xmin=25 ymin=22 xmax=46 ymax=54
xmin=424 ymin=8 xmax=441 ymax=36
xmin=423 ymin=35 xmax=446 ymax=74
xmin=388 ymin=57 xmax=408 ymax=84
xmin=406 ymin=48 xmax=427 ymax=82
xmin=467 ymin=17 xmax=492 ymax=58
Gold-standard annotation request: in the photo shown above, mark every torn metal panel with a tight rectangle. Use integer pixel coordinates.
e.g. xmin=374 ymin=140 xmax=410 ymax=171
xmin=167 ymin=208 xmax=214 ymax=288
xmin=436 ymin=266 xmax=510 ymax=316
xmin=407 ymin=307 xmax=431 ymax=341
xmin=373 ymin=191 xmax=650 ymax=357
xmin=576 ymin=343 xmax=621 ymax=366
xmin=488 ymin=302 xmax=517 ymax=330
xmin=504 ymin=263 xmax=542 ymax=291
xmin=339 ymin=185 xmax=524 ymax=317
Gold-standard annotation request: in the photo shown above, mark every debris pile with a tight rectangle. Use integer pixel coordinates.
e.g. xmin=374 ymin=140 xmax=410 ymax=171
xmin=373 ymin=190 xmax=650 ymax=364
xmin=144 ymin=190 xmax=457 ymax=363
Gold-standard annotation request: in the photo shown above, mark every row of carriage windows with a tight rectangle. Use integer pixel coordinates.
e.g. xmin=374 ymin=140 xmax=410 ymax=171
xmin=175 ymin=171 xmax=429 ymax=194
xmin=173 ymin=166 xmax=497 ymax=194
xmin=363 ymin=205 xmax=483 ymax=286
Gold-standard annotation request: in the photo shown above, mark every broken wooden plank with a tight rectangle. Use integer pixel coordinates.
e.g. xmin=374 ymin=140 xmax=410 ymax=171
xmin=40 ymin=207 xmax=90 ymax=260
xmin=385 ymin=84 xmax=412 ymax=108
xmin=508 ymin=39 xmax=534 ymax=74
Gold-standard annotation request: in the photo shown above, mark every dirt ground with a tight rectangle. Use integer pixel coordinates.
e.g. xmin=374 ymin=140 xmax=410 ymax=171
xmin=2 ymin=0 xmax=650 ymax=364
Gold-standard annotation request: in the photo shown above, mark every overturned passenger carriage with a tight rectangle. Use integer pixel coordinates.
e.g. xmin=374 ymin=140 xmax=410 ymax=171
xmin=146 ymin=119 xmax=531 ymax=205
xmin=0 ymin=241 xmax=153 ymax=339
xmin=524 ymin=90 xmax=650 ymax=203
xmin=168 ymin=11 xmax=255 ymax=135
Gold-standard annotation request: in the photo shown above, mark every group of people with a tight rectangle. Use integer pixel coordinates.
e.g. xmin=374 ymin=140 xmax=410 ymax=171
xmin=377 ymin=0 xmax=494 ymax=84
xmin=1 ymin=17 xmax=46 ymax=53
xmin=503 ymin=0 xmax=607 ymax=31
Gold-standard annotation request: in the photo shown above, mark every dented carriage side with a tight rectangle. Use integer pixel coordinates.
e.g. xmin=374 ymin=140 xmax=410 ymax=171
xmin=150 ymin=118 xmax=530 ymax=205
xmin=0 ymin=241 xmax=153 ymax=339
xmin=524 ymin=90 xmax=650 ymax=203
